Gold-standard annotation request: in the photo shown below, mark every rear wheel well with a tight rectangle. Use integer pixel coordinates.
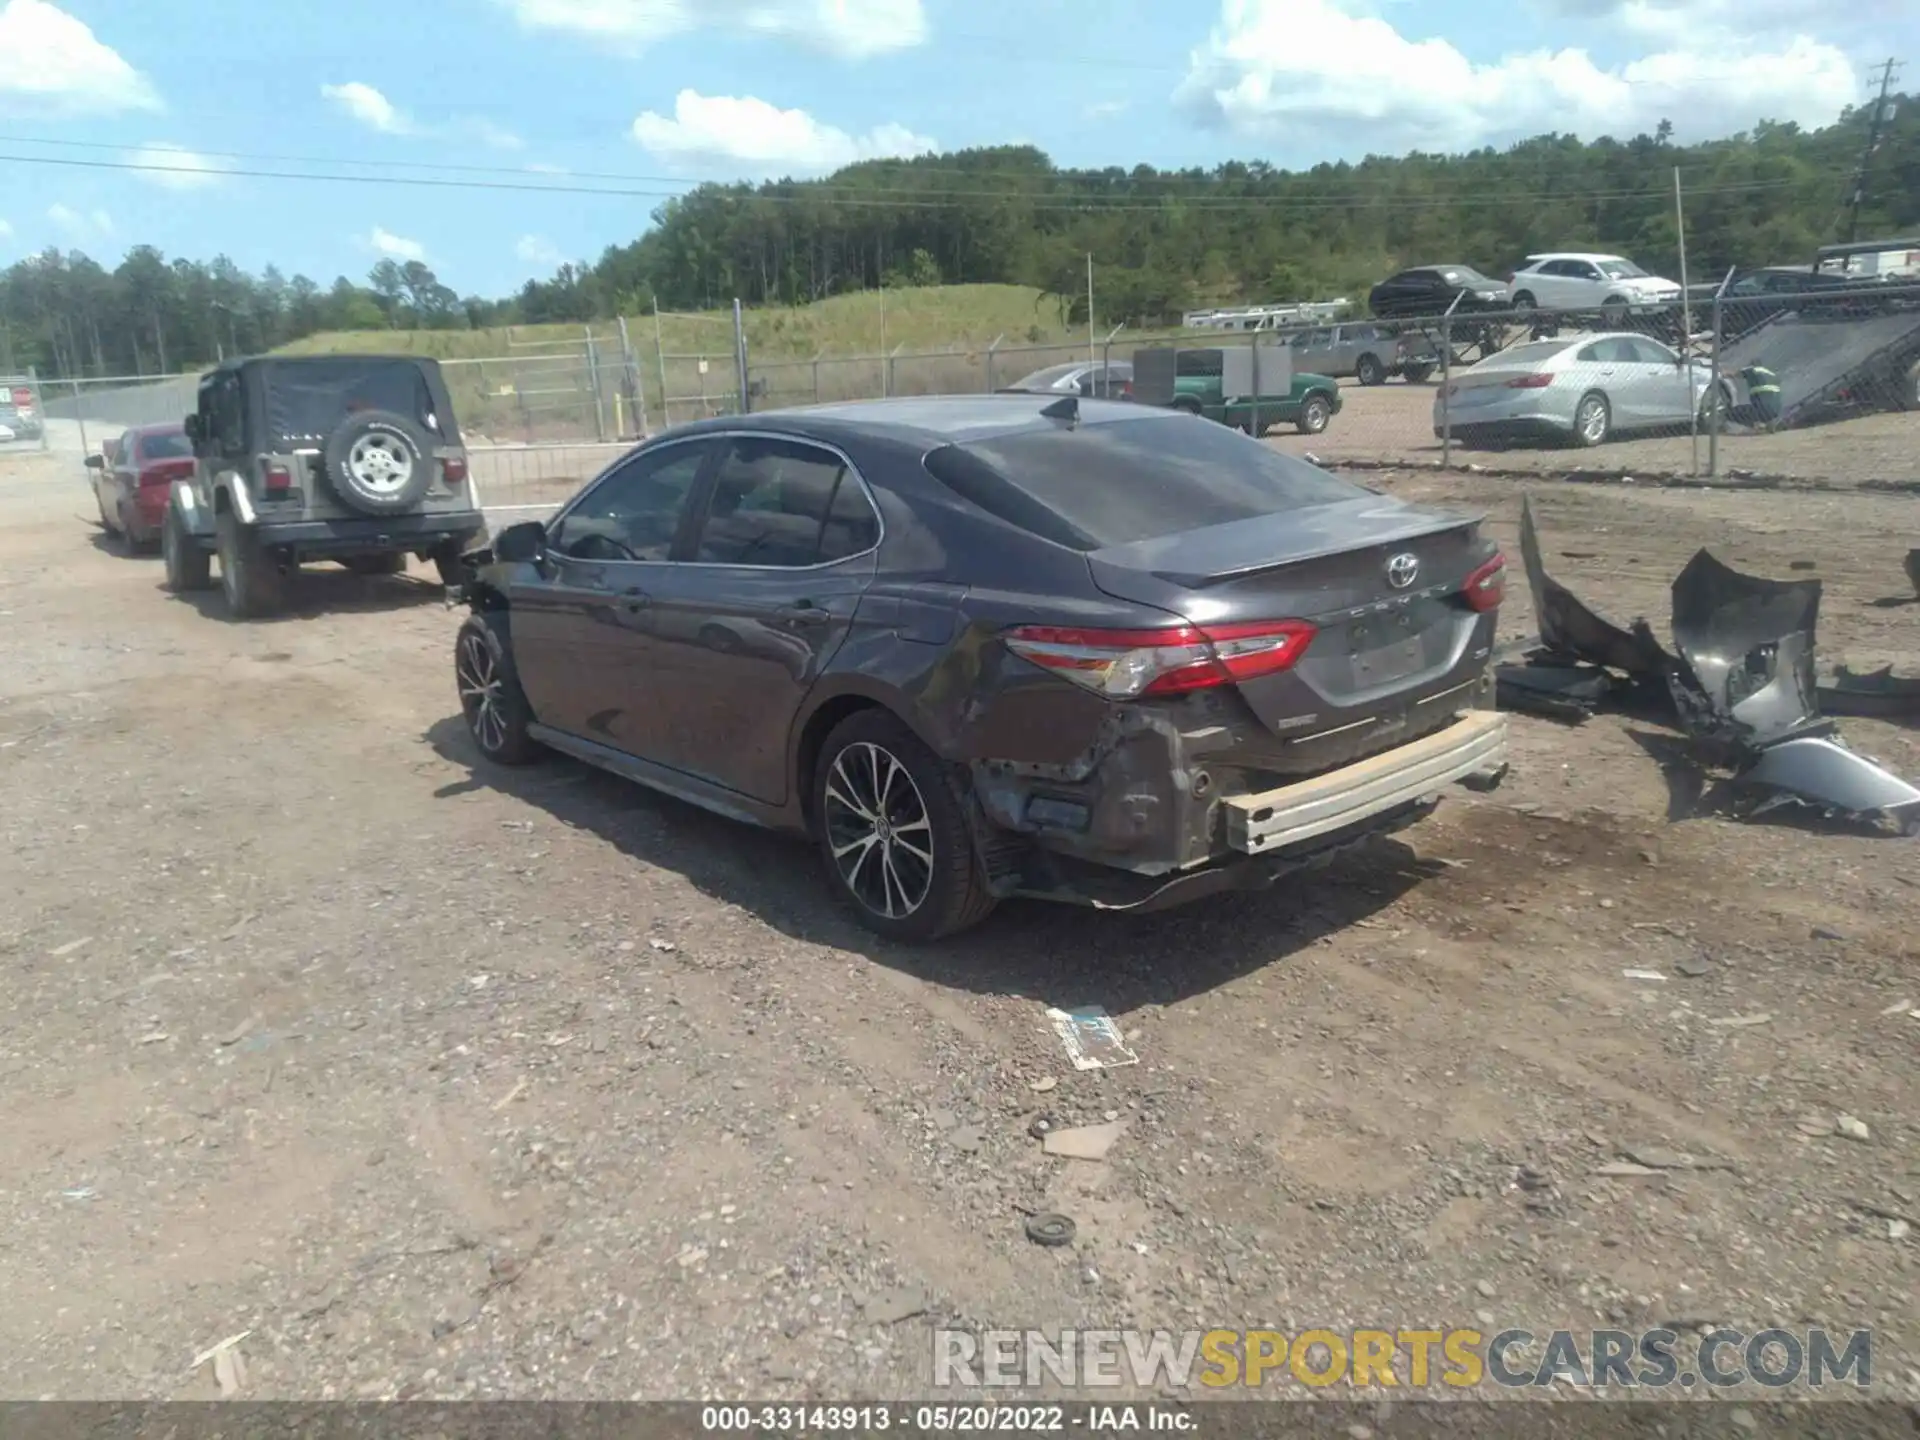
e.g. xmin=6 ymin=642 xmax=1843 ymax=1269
xmin=795 ymin=696 xmax=887 ymax=829
xmin=212 ymin=486 xmax=231 ymax=515
xmin=466 ymin=580 xmax=510 ymax=612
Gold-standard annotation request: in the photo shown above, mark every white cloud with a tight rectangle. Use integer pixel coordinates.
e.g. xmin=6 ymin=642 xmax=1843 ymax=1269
xmin=47 ymin=202 xmax=111 ymax=240
xmin=0 ymin=219 xmax=13 ymax=237
xmin=466 ymin=117 xmax=525 ymax=151
xmin=127 ymin=142 xmax=227 ymax=190
xmin=365 ymin=227 xmax=427 ymax=263
xmin=0 ymin=0 xmax=158 ymax=114
xmin=516 ymin=234 xmax=565 ymax=267
xmin=1083 ymin=100 xmax=1129 ymax=120
xmin=632 ymin=90 xmax=936 ymax=174
xmin=322 ymin=80 xmax=412 ymax=134
xmin=501 ymin=0 xmax=926 ymax=59
xmin=1175 ymin=0 xmax=1860 ymax=156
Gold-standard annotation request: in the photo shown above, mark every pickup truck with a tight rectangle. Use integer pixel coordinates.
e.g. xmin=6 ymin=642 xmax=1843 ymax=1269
xmin=1289 ymin=324 xmax=1437 ymax=385
xmin=1166 ymin=348 xmax=1343 ymax=436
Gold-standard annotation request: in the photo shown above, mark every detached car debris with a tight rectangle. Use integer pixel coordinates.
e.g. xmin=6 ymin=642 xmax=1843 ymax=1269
xmin=1506 ymin=498 xmax=1920 ymax=836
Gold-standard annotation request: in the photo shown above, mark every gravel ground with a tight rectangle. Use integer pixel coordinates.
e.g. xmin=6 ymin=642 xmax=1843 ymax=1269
xmin=1 ymin=448 xmax=1917 ymax=1405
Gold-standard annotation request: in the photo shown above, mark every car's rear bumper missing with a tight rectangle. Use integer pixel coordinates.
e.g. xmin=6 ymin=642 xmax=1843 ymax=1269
xmin=1222 ymin=710 xmax=1509 ymax=855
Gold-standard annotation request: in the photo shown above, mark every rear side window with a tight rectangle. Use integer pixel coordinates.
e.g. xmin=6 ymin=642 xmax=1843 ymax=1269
xmin=922 ymin=415 xmax=1368 ymax=552
xmin=694 ymin=437 xmax=878 ymax=567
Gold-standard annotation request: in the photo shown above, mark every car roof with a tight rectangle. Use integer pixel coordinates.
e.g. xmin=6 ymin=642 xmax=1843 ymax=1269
xmin=1524 ymin=252 xmax=1627 ymax=263
xmin=131 ymin=420 xmax=186 ymax=434
xmin=668 ymin=394 xmax=1155 ymax=448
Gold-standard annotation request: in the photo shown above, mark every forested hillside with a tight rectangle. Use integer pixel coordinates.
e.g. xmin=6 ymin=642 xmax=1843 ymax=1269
xmin=4 ymin=95 xmax=1912 ymax=381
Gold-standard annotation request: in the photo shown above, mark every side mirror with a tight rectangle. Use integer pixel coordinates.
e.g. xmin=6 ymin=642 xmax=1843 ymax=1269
xmin=493 ymin=520 xmax=548 ymax=565
xmin=84 ymin=453 xmax=104 ymax=470
xmin=183 ymin=414 xmax=203 ymax=443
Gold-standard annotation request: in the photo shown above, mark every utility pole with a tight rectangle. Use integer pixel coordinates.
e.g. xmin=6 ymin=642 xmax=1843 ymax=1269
xmin=1845 ymin=58 xmax=1902 ymax=243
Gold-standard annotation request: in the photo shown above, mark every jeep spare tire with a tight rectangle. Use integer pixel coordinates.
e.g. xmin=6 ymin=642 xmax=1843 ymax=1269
xmin=323 ymin=410 xmax=432 ymax=516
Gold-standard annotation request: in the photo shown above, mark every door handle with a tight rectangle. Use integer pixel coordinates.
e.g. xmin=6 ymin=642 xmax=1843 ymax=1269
xmin=779 ymin=601 xmax=830 ymax=626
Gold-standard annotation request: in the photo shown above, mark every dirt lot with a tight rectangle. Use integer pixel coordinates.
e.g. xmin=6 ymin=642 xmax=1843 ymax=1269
xmin=2 ymin=448 xmax=1917 ymax=1406
xmin=1275 ymin=380 xmax=1920 ymax=488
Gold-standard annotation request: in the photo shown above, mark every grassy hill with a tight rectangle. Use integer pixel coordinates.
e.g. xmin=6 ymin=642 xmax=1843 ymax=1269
xmin=274 ymin=284 xmax=1088 ymax=438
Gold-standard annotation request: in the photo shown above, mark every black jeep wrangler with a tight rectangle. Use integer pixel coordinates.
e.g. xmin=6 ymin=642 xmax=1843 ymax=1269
xmin=162 ymin=355 xmax=485 ymax=618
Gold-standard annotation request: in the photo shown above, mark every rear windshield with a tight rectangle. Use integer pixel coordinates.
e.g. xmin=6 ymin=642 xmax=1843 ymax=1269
xmin=922 ymin=415 xmax=1367 ymax=551
xmin=1480 ymin=340 xmax=1569 ymax=367
xmin=137 ymin=431 xmax=192 ymax=460
xmin=262 ymin=359 xmax=449 ymax=444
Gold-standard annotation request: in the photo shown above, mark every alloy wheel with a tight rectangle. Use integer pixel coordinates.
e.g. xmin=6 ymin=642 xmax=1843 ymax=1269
xmin=823 ymin=741 xmax=934 ymax=920
xmin=457 ymin=630 xmax=508 ymax=753
xmin=1579 ymin=398 xmax=1608 ymax=444
xmin=347 ymin=432 xmax=414 ymax=495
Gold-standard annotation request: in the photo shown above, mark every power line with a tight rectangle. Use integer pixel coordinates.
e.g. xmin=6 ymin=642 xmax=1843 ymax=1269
xmin=0 ymin=129 xmax=1843 ymax=201
xmin=0 ymin=147 xmax=1816 ymax=215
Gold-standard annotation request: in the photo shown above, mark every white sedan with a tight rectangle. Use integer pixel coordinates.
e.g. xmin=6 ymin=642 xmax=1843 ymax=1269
xmin=1434 ymin=334 xmax=1729 ymax=448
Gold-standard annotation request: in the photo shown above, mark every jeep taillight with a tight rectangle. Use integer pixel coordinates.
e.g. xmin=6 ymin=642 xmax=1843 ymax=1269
xmin=1004 ymin=620 xmax=1317 ymax=699
xmin=442 ymin=455 xmax=468 ymax=485
xmin=263 ymin=462 xmax=292 ymax=492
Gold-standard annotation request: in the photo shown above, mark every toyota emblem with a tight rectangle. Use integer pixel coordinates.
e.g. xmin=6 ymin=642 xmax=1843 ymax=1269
xmin=1386 ymin=552 xmax=1420 ymax=589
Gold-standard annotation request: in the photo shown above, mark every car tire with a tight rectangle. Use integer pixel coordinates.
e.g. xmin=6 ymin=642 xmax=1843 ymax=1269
xmin=162 ymin=506 xmax=214 ymax=592
xmin=1171 ymin=396 xmax=1202 ymax=416
xmin=1600 ymin=296 xmax=1628 ymax=325
xmin=811 ymin=709 xmax=996 ymax=943
xmin=1356 ymin=353 xmax=1386 ymax=386
xmin=96 ymin=491 xmax=116 ymax=533
xmin=1297 ymin=394 xmax=1333 ymax=435
xmin=1401 ymin=362 xmax=1435 ymax=384
xmin=455 ymin=611 xmax=541 ymax=766
xmin=1512 ymin=292 xmax=1536 ymax=315
xmin=118 ymin=503 xmax=149 ymax=554
xmin=321 ymin=410 xmax=434 ymax=516
xmin=1573 ymin=391 xmax=1611 ymax=448
xmin=342 ymin=553 xmax=407 ymax=576
xmin=216 ymin=509 xmax=287 ymax=619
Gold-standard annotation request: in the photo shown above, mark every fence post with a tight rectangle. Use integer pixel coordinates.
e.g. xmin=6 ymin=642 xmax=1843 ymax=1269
xmin=617 ymin=315 xmax=648 ymax=437
xmin=28 ymin=366 xmax=46 ymax=452
xmin=653 ymin=297 xmax=671 ymax=430
xmin=986 ymin=335 xmax=1001 ymax=393
xmin=887 ymin=343 xmax=904 ymax=399
xmin=1249 ymin=331 xmax=1262 ymax=439
xmin=812 ymin=350 xmax=822 ymax=405
xmin=733 ymin=299 xmax=751 ymax=415
xmin=72 ymin=378 xmax=88 ymax=459
xmin=1439 ymin=292 xmax=1463 ymax=471
xmin=582 ymin=324 xmax=608 ymax=442
xmin=1707 ymin=268 xmax=1735 ymax=480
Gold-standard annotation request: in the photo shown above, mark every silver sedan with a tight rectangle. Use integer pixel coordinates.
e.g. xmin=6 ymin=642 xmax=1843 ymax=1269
xmin=1434 ymin=333 xmax=1728 ymax=447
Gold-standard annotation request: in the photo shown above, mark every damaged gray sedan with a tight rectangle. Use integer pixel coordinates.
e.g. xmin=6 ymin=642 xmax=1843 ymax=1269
xmin=454 ymin=396 xmax=1511 ymax=940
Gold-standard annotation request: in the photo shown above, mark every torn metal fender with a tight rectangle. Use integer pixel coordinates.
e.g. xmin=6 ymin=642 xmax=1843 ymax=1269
xmin=1518 ymin=496 xmax=1672 ymax=675
xmin=1734 ymin=735 xmax=1920 ymax=835
xmin=1668 ymin=549 xmax=1823 ymax=747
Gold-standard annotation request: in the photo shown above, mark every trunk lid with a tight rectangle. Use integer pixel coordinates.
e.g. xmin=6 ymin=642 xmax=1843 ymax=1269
xmin=138 ymin=458 xmax=196 ymax=488
xmin=1085 ymin=497 xmax=1492 ymax=732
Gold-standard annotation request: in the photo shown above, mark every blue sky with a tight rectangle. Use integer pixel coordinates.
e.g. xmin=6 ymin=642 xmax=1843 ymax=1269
xmin=0 ymin=0 xmax=1909 ymax=297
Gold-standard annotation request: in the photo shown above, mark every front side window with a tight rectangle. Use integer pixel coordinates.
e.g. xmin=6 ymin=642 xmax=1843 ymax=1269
xmin=550 ymin=441 xmax=710 ymax=562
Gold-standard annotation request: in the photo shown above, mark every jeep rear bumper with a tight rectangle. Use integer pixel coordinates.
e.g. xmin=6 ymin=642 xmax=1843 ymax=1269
xmin=171 ymin=503 xmax=485 ymax=561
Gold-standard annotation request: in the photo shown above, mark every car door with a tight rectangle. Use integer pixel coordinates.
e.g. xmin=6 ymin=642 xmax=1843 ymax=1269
xmin=506 ymin=437 xmax=715 ymax=745
xmin=1293 ymin=328 xmax=1335 ymax=374
xmin=1624 ymin=336 xmax=1694 ymax=424
xmin=636 ymin=433 xmax=881 ymax=804
xmin=101 ymin=432 xmax=134 ymax=520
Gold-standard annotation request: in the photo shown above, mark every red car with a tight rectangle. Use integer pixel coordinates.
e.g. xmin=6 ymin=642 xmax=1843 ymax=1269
xmin=88 ymin=422 xmax=195 ymax=552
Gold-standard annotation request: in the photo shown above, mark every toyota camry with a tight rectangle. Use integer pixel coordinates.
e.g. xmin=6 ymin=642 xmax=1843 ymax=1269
xmin=452 ymin=395 xmax=1509 ymax=940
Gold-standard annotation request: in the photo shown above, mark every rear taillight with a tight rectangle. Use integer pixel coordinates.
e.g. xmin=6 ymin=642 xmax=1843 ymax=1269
xmin=442 ymin=455 xmax=469 ymax=485
xmin=1004 ymin=620 xmax=1317 ymax=699
xmin=1505 ymin=373 xmax=1552 ymax=389
xmin=1462 ymin=554 xmax=1506 ymax=612
xmin=263 ymin=463 xmax=292 ymax=493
